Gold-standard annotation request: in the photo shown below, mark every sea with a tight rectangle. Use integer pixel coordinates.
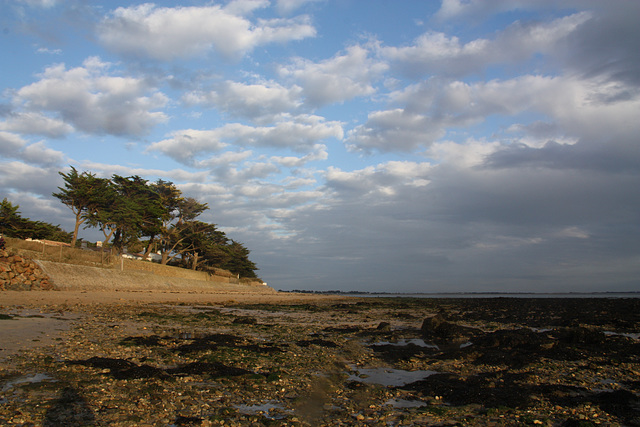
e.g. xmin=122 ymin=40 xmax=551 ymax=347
xmin=321 ymin=292 xmax=640 ymax=299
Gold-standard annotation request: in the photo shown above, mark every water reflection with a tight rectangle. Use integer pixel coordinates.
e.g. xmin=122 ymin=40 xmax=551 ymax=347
xmin=348 ymin=366 xmax=438 ymax=387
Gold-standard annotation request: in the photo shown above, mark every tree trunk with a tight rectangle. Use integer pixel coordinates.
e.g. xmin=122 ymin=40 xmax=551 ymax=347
xmin=192 ymin=252 xmax=198 ymax=270
xmin=71 ymin=211 xmax=83 ymax=248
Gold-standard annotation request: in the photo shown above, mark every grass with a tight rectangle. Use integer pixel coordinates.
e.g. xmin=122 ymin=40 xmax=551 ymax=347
xmin=5 ymin=237 xmax=116 ymax=268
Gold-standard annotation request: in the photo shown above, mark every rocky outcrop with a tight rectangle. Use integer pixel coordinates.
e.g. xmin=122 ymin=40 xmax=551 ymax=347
xmin=0 ymin=249 xmax=55 ymax=291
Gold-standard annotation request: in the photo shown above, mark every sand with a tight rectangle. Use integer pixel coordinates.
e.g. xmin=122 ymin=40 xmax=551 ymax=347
xmin=0 ymin=290 xmax=335 ymax=364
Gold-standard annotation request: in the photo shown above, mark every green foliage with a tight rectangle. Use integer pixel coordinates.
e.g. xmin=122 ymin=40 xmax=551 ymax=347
xmin=220 ymin=240 xmax=258 ymax=278
xmin=0 ymin=198 xmax=72 ymax=242
xmin=52 ymin=167 xmax=107 ymax=247
xmin=51 ymin=167 xmax=259 ymax=278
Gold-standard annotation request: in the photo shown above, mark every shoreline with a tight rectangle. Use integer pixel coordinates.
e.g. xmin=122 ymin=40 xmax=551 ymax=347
xmin=1 ymin=292 xmax=639 ymax=425
xmin=0 ymin=289 xmax=341 ymax=307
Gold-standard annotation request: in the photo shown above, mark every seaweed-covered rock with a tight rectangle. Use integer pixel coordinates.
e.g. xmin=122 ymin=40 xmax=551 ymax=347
xmin=421 ymin=314 xmax=479 ymax=343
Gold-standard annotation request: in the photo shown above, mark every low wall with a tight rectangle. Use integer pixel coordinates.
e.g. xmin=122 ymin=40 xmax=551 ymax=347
xmin=37 ymin=260 xmax=275 ymax=293
xmin=121 ymin=258 xmax=235 ymax=282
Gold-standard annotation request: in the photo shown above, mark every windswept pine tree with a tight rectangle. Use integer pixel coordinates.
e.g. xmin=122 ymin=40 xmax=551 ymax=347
xmin=52 ymin=167 xmax=259 ymax=278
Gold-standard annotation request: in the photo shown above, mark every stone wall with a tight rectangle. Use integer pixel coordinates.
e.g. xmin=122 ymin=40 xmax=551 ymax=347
xmin=0 ymin=249 xmax=55 ymax=291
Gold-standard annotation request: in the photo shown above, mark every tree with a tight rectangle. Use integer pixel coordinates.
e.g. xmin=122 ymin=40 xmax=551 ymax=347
xmin=0 ymin=198 xmax=71 ymax=242
xmin=52 ymin=167 xmax=105 ymax=247
xmin=178 ymin=221 xmax=229 ymax=270
xmin=109 ymin=175 xmax=164 ymax=253
xmin=0 ymin=198 xmax=27 ymax=238
xmin=50 ymin=167 xmax=260 ymax=276
xmin=147 ymin=181 xmax=208 ymax=264
xmin=221 ymin=240 xmax=258 ymax=278
xmin=83 ymin=179 xmax=120 ymax=245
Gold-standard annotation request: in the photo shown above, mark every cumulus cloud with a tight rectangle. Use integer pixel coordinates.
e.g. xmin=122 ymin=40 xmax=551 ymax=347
xmin=0 ymin=132 xmax=26 ymax=157
xmin=0 ymin=112 xmax=73 ymax=137
xmin=348 ymin=72 xmax=640 ymax=153
xmin=13 ymin=57 xmax=168 ymax=137
xmin=270 ymin=143 xmax=328 ymax=167
xmin=98 ymin=3 xmax=316 ymax=61
xmin=22 ymin=141 xmax=65 ymax=166
xmin=346 ymin=109 xmax=446 ymax=153
xmin=0 ymin=161 xmax=62 ymax=197
xmin=148 ymin=115 xmax=343 ymax=164
xmin=279 ymin=45 xmax=388 ymax=107
xmin=183 ymin=80 xmax=303 ymax=123
xmin=0 ymin=131 xmax=64 ymax=167
xmin=384 ymin=12 xmax=590 ymax=78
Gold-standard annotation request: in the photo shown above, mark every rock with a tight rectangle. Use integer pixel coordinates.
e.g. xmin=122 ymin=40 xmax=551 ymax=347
xmin=421 ymin=314 xmax=479 ymax=343
xmin=377 ymin=322 xmax=392 ymax=331
xmin=0 ymin=250 xmax=56 ymax=291
xmin=233 ymin=316 xmax=257 ymax=325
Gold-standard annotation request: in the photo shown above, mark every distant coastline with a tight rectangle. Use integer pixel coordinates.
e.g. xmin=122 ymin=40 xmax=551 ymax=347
xmin=281 ymin=290 xmax=640 ymax=298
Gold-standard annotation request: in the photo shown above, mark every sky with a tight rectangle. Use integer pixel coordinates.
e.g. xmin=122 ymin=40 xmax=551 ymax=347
xmin=1 ymin=0 xmax=639 ymax=293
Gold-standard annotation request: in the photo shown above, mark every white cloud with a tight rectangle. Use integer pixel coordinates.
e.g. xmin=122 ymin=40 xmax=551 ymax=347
xmin=0 ymin=112 xmax=73 ymax=137
xmin=0 ymin=131 xmax=26 ymax=157
xmin=183 ymin=80 xmax=303 ymax=122
xmin=346 ymin=108 xmax=446 ymax=153
xmin=349 ymin=73 xmax=640 ymax=153
xmin=325 ymin=160 xmax=433 ymax=197
xmin=0 ymin=132 xmax=64 ymax=167
xmin=14 ymin=57 xmax=168 ymax=137
xmin=557 ymin=226 xmax=590 ymax=239
xmin=22 ymin=141 xmax=64 ymax=166
xmin=428 ymin=139 xmax=501 ymax=168
xmin=384 ymin=12 xmax=591 ymax=78
xmin=148 ymin=115 xmax=343 ymax=164
xmin=146 ymin=129 xmax=230 ymax=164
xmin=0 ymin=161 xmax=62 ymax=197
xmin=98 ymin=4 xmax=315 ymax=61
xmin=270 ymin=143 xmax=327 ymax=167
xmin=194 ymin=150 xmax=254 ymax=169
xmin=280 ymin=45 xmax=388 ymax=107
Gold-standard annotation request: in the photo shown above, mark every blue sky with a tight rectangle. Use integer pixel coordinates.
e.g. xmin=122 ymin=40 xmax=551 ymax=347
xmin=1 ymin=0 xmax=639 ymax=293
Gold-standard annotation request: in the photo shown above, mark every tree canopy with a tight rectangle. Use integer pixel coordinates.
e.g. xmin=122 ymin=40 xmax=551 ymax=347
xmin=0 ymin=198 xmax=71 ymax=242
xmin=52 ymin=168 xmax=258 ymax=278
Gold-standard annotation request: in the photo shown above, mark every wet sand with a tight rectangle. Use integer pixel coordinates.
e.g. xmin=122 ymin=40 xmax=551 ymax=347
xmin=1 ymin=292 xmax=639 ymax=426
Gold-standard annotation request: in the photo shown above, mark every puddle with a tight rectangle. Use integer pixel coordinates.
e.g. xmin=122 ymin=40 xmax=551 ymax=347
xmin=347 ymin=366 xmax=438 ymax=387
xmin=371 ymin=339 xmax=438 ymax=349
xmin=2 ymin=373 xmax=57 ymax=392
xmin=531 ymin=328 xmax=553 ymax=333
xmin=235 ymin=401 xmax=291 ymax=419
xmin=604 ymin=331 xmax=640 ymax=340
xmin=384 ymin=398 xmax=428 ymax=408
xmin=459 ymin=341 xmax=473 ymax=348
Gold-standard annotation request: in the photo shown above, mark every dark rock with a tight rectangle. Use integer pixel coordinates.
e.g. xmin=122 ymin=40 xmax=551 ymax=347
xmin=69 ymin=356 xmax=170 ymax=380
xmin=376 ymin=322 xmax=392 ymax=331
xmin=174 ymin=415 xmax=204 ymax=425
xmin=233 ymin=316 xmax=257 ymax=325
xmin=421 ymin=314 xmax=480 ymax=343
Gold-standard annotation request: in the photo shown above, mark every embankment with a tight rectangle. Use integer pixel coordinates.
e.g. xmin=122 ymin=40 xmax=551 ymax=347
xmin=36 ymin=260 xmax=275 ymax=293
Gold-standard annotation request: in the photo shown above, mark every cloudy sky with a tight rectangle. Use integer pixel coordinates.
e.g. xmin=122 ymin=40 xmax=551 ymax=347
xmin=1 ymin=0 xmax=638 ymax=293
